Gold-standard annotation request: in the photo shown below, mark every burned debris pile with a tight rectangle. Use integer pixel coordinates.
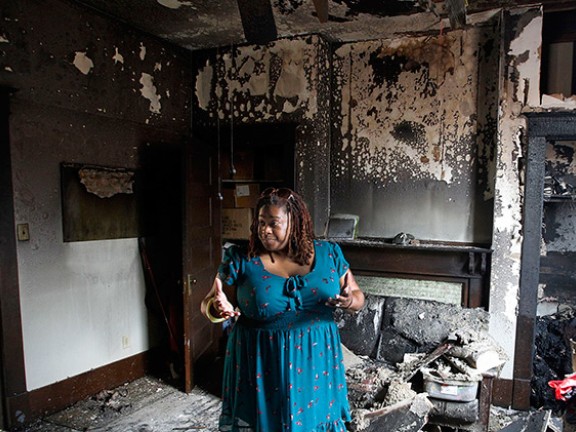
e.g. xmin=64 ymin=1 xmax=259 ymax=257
xmin=336 ymin=296 xmax=507 ymax=431
xmin=533 ymin=307 xmax=576 ymax=414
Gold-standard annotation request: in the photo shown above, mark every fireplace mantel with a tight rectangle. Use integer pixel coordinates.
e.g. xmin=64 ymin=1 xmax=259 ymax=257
xmin=336 ymin=238 xmax=492 ymax=309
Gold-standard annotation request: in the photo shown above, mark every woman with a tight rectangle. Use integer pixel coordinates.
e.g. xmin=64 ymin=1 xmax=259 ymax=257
xmin=201 ymin=187 xmax=365 ymax=432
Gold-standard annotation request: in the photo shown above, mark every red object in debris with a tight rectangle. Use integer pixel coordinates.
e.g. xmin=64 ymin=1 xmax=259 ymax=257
xmin=548 ymin=372 xmax=576 ymax=401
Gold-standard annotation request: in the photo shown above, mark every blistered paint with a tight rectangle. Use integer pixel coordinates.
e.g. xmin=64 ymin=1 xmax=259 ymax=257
xmin=488 ymin=7 xmax=545 ymax=380
xmin=112 ymin=47 xmax=124 ymax=64
xmin=139 ymin=73 xmax=162 ymax=114
xmin=73 ymin=51 xmax=94 ymax=75
xmin=195 ymin=60 xmax=213 ymax=111
xmin=195 ymin=37 xmax=319 ymax=122
xmin=334 ymin=32 xmax=480 ymax=186
xmin=156 ymin=0 xmax=195 ymax=9
xmin=508 ymin=14 xmax=542 ymax=106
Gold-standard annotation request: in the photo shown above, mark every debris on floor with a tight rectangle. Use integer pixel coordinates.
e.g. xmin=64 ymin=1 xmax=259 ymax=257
xmin=11 ymin=376 xmax=221 ymax=432
xmin=339 ymin=295 xmax=510 ymax=431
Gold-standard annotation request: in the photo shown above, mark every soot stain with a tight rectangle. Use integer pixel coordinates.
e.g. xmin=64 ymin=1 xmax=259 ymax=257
xmin=391 ymin=120 xmax=426 ymax=148
xmin=369 ymin=51 xmax=415 ymax=86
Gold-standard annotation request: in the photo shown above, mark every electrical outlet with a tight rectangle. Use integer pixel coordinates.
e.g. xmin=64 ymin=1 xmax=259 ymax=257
xmin=17 ymin=223 xmax=30 ymax=241
xmin=122 ymin=336 xmax=130 ymax=349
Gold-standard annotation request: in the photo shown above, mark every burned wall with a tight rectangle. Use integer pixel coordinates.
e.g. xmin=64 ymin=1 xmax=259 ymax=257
xmin=330 ymin=20 xmax=499 ymax=243
xmin=191 ymin=36 xmax=332 ymax=233
xmin=0 ymin=0 xmax=193 ymax=396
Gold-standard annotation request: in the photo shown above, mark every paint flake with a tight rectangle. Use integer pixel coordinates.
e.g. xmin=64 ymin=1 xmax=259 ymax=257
xmin=73 ymin=51 xmax=94 ymax=75
xmin=156 ymin=0 xmax=196 ymax=9
xmin=112 ymin=47 xmax=124 ymax=64
xmin=139 ymin=73 xmax=162 ymax=114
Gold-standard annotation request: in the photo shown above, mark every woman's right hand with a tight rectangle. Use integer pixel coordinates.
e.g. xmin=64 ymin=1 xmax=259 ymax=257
xmin=206 ymin=277 xmax=240 ymax=320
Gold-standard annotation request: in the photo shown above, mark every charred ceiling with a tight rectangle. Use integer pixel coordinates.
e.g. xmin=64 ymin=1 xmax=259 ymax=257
xmin=70 ymin=0 xmax=576 ymax=51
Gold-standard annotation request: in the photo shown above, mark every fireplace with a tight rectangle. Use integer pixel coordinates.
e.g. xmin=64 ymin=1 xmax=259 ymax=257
xmin=338 ymin=239 xmax=491 ymax=309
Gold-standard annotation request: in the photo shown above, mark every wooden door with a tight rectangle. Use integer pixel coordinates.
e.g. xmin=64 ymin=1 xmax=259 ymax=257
xmin=182 ymin=137 xmax=221 ymax=393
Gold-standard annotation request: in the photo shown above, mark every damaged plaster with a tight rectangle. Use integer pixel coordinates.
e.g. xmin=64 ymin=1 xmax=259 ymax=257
xmin=489 ymin=6 xmax=544 ymax=379
xmin=508 ymin=12 xmax=542 ymax=107
xmin=195 ymin=37 xmax=320 ymax=121
xmin=156 ymin=0 xmax=196 ymax=9
xmin=139 ymin=72 xmax=162 ymax=114
xmin=112 ymin=47 xmax=124 ymax=64
xmin=333 ymin=31 xmax=482 ymax=186
xmin=73 ymin=51 xmax=94 ymax=75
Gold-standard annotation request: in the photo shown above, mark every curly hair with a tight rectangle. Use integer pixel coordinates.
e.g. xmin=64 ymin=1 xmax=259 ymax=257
xmin=248 ymin=188 xmax=315 ymax=266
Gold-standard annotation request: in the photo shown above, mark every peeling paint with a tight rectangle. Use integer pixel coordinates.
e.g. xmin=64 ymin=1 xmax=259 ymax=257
xmin=195 ymin=37 xmax=320 ymax=122
xmin=195 ymin=60 xmax=213 ymax=111
xmin=334 ymin=32 xmax=478 ymax=186
xmin=73 ymin=51 xmax=94 ymax=75
xmin=112 ymin=47 xmax=124 ymax=64
xmin=0 ymin=34 xmax=9 ymax=43
xmin=139 ymin=43 xmax=147 ymax=61
xmin=508 ymin=14 xmax=542 ymax=107
xmin=139 ymin=73 xmax=161 ymax=114
xmin=156 ymin=0 xmax=196 ymax=9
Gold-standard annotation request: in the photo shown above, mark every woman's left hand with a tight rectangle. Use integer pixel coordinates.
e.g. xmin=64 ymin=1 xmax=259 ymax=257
xmin=326 ymin=272 xmax=356 ymax=310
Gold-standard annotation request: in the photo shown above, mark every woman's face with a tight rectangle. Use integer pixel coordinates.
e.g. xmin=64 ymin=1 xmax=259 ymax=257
xmin=258 ymin=204 xmax=290 ymax=252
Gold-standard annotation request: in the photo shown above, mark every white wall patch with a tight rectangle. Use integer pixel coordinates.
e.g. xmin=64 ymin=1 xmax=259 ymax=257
xmin=139 ymin=73 xmax=161 ymax=114
xmin=112 ymin=47 xmax=124 ymax=64
xmin=156 ymin=0 xmax=196 ymax=9
xmin=73 ymin=51 xmax=94 ymax=75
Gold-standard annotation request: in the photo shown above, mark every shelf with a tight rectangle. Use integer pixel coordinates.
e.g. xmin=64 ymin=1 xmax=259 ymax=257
xmin=543 ymin=195 xmax=576 ymax=203
xmin=221 ymin=179 xmax=285 ymax=184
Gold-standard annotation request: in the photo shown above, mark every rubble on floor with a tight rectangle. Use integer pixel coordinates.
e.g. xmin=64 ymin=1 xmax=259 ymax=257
xmin=338 ymin=295 xmax=509 ymax=431
xmin=10 ymin=376 xmax=221 ymax=432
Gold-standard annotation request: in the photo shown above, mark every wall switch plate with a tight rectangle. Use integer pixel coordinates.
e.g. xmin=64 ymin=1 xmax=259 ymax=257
xmin=17 ymin=223 xmax=30 ymax=241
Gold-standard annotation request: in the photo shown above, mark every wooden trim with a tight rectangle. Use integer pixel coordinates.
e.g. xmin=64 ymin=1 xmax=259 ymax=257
xmin=0 ymin=89 xmax=28 ymax=429
xmin=5 ymin=351 xmax=154 ymax=429
xmin=491 ymin=378 xmax=513 ymax=408
xmin=339 ymin=241 xmax=492 ymax=309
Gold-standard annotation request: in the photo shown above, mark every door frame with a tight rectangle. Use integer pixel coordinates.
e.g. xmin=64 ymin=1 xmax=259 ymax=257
xmin=0 ymin=89 xmax=28 ymax=428
xmin=513 ymin=113 xmax=576 ymax=409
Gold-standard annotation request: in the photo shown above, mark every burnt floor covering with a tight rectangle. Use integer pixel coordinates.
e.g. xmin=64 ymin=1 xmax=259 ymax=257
xmin=10 ymin=376 xmax=221 ymax=432
xmin=6 ymin=373 xmax=568 ymax=432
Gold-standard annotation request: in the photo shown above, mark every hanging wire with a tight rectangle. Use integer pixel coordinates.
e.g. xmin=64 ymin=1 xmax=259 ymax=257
xmin=216 ymin=46 xmax=223 ymax=201
xmin=229 ymin=44 xmax=236 ymax=177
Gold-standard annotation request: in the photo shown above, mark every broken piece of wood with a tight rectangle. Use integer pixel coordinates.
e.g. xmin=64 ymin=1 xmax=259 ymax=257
xmin=499 ymin=410 xmax=551 ymax=432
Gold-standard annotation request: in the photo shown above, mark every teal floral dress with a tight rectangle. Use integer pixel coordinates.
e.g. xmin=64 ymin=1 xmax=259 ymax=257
xmin=218 ymin=240 xmax=351 ymax=432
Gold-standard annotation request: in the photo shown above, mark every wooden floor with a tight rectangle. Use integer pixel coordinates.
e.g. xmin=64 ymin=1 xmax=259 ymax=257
xmin=10 ymin=376 xmax=221 ymax=432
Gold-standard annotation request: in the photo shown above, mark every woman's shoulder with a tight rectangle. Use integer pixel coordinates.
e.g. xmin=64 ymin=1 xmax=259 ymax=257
xmin=313 ymin=239 xmax=344 ymax=254
xmin=222 ymin=242 xmax=250 ymax=261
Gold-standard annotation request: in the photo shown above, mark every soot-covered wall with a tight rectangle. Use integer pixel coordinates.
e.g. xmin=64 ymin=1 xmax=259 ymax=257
xmin=330 ymin=22 xmax=500 ymax=243
xmin=192 ymin=36 xmax=332 ymax=233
